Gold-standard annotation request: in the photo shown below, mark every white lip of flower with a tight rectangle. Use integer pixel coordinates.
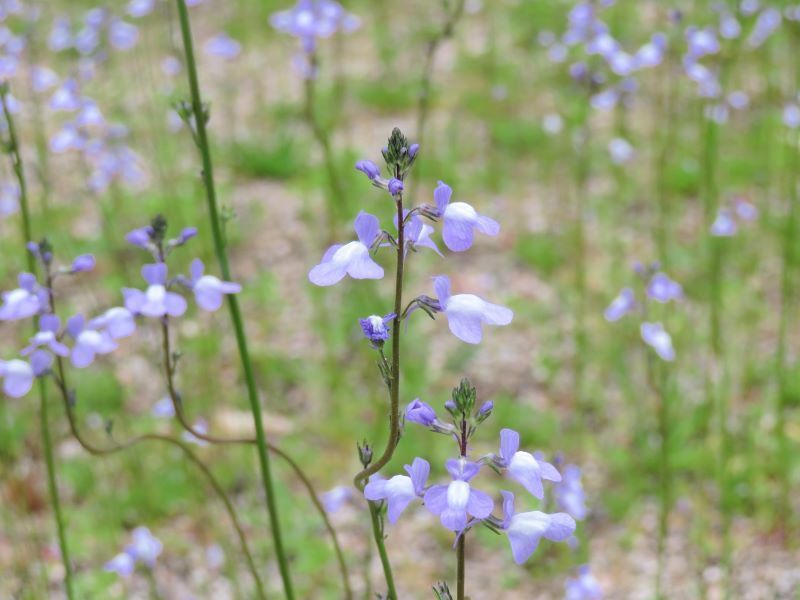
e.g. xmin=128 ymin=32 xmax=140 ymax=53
xmin=509 ymin=451 xmax=540 ymax=475
xmin=367 ymin=315 xmax=386 ymax=333
xmin=447 ymin=480 xmax=471 ymax=511
xmin=333 ymin=241 xmax=368 ymax=265
xmin=444 ymin=201 xmax=479 ymax=223
xmin=5 ymin=288 xmax=31 ymax=305
xmin=146 ymin=284 xmax=166 ymax=303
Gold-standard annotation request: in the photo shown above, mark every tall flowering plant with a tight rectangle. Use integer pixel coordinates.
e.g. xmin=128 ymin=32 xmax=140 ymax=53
xmin=309 ymin=128 xmax=577 ymax=598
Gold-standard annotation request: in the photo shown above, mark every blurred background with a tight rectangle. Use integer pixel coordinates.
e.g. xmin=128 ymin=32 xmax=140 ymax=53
xmin=0 ymin=0 xmax=799 ymax=597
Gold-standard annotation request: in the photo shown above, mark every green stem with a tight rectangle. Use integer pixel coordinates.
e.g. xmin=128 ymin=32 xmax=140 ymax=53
xmin=303 ymin=51 xmax=346 ymax=241
xmin=368 ymin=503 xmax=396 ymax=600
xmin=1 ymin=87 xmax=75 ymax=600
xmin=354 ymin=188 xmax=405 ymax=487
xmin=456 ymin=534 xmax=465 ymax=600
xmin=39 ymin=382 xmax=76 ymax=599
xmin=173 ymin=2 xmax=295 ymax=597
xmin=409 ymin=0 xmax=465 ymax=200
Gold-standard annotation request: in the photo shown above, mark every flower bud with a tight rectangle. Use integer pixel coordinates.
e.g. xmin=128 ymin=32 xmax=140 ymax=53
xmin=355 ymin=159 xmax=381 ymax=180
xmin=405 ymin=399 xmax=437 ymax=427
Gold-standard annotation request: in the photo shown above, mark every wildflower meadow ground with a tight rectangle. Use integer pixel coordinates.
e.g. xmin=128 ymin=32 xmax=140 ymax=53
xmin=0 ymin=0 xmax=799 ymax=598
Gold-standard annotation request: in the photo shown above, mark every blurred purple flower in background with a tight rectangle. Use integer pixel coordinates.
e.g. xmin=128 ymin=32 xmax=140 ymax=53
xmin=565 ymin=565 xmax=604 ymax=599
xmin=640 ymin=322 xmax=675 ymax=361
xmin=189 ymin=259 xmax=241 ymax=312
xmin=646 ymin=272 xmax=682 ymax=303
xmin=603 ymin=288 xmax=635 ymax=322
xmin=554 ymin=464 xmax=588 ymax=520
xmin=0 ymin=357 xmax=35 ymax=397
xmin=204 ymin=33 xmax=241 ymax=60
xmin=66 ymin=314 xmax=117 ymax=368
xmin=0 ymin=273 xmax=43 ymax=321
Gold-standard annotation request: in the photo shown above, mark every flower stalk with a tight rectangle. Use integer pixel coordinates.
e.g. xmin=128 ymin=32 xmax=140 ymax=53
xmin=173 ymin=1 xmax=295 ymax=596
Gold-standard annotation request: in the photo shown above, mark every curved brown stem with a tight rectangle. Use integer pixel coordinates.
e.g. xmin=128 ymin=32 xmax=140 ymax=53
xmin=159 ymin=319 xmax=352 ymax=599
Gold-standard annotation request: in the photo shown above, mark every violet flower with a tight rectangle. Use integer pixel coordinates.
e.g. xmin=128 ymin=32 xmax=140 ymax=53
xmin=88 ymin=307 xmax=137 ymax=340
xmin=404 ymin=214 xmax=442 ymax=256
xmin=108 ymin=19 xmax=139 ymax=51
xmin=151 ymin=396 xmax=176 ymax=418
xmin=423 ymin=459 xmax=493 ymax=531
xmin=270 ymin=0 xmax=360 ymax=54
xmin=710 ymin=209 xmax=737 ymax=237
xmin=432 ymin=275 xmax=513 ymax=344
xmin=359 ymin=313 xmax=394 ymax=347
xmin=565 ymin=565 xmax=603 ymax=599
xmin=364 ymin=457 xmax=429 ymax=523
xmin=22 ymin=315 xmax=69 ymax=357
xmin=320 ymin=485 xmax=353 ymax=514
xmin=104 ymin=552 xmax=135 ymax=578
xmin=554 ymin=464 xmax=588 ymax=520
xmin=0 ymin=357 xmax=34 ymax=397
xmin=126 ymin=526 xmax=162 ymax=568
xmin=308 ymin=212 xmax=383 ymax=286
xmin=500 ymin=490 xmax=576 ymax=565
xmin=646 ymin=272 xmax=682 ymax=303
xmin=494 ymin=429 xmax=561 ymax=499
xmin=67 ymin=314 xmax=117 ymax=368
xmin=189 ymin=259 xmax=241 ymax=312
xmin=434 ymin=181 xmax=499 ymax=252
xmin=70 ymin=254 xmax=96 ymax=273
xmin=640 ymin=322 xmax=675 ymax=361
xmin=123 ymin=264 xmax=187 ymax=318
xmin=603 ymin=288 xmax=635 ymax=322
xmin=355 ymin=159 xmax=381 ymax=180
xmin=0 ymin=273 xmax=43 ymax=321
xmin=127 ymin=0 xmax=155 ymax=18
xmin=204 ymin=33 xmax=241 ymax=60
xmin=405 ymin=398 xmax=437 ymax=427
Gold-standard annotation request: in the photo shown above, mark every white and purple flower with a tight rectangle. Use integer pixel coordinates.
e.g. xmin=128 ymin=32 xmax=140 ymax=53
xmin=433 ymin=275 xmax=513 ymax=344
xmin=499 ymin=490 xmax=575 ymax=564
xmin=308 ymin=212 xmax=384 ymax=286
xmin=365 ymin=457 xmax=429 ymax=523
xmin=434 ymin=181 xmax=499 ymax=252
xmin=495 ymin=429 xmax=561 ymax=499
xmin=189 ymin=259 xmax=241 ymax=312
xmin=423 ymin=459 xmax=493 ymax=531
xmin=123 ymin=263 xmax=187 ymax=318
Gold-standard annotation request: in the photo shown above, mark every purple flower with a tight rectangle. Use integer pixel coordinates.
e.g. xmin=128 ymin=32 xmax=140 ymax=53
xmin=204 ymin=33 xmax=241 ymax=60
xmin=0 ymin=273 xmax=43 ymax=321
xmin=388 ymin=178 xmax=403 ymax=196
xmin=127 ymin=0 xmax=156 ymax=18
xmin=433 ymin=276 xmax=513 ymax=344
xmin=71 ymin=254 xmax=96 ymax=273
xmin=604 ymin=288 xmax=635 ymax=322
xmin=320 ymin=486 xmax=353 ymax=513
xmin=189 ymin=259 xmax=241 ymax=312
xmin=88 ymin=307 xmax=136 ymax=340
xmin=434 ymin=181 xmax=499 ymax=252
xmin=640 ymin=322 xmax=675 ymax=361
xmin=359 ymin=313 xmax=394 ymax=346
xmin=123 ymin=264 xmax=187 ymax=318
xmin=182 ymin=419 xmax=210 ymax=446
xmin=710 ymin=209 xmax=737 ymax=237
xmin=364 ymin=457 xmax=429 ymax=523
xmin=49 ymin=17 xmax=73 ymax=52
xmin=403 ymin=214 xmax=442 ymax=256
xmin=685 ymin=27 xmax=719 ymax=59
xmin=49 ymin=124 xmax=86 ymax=153
xmin=783 ymin=104 xmax=800 ymax=128
xmin=719 ymin=14 xmax=741 ymax=40
xmin=67 ymin=315 xmax=117 ymax=368
xmin=405 ymin=398 xmax=437 ymax=427
xmin=0 ymin=183 xmax=19 ymax=218
xmin=31 ymin=66 xmax=59 ymax=93
xmin=478 ymin=400 xmax=493 ymax=416
xmin=408 ymin=143 xmax=419 ymax=158
xmin=104 ymin=552 xmax=135 ymax=578
xmin=500 ymin=490 xmax=576 ymax=564
xmin=355 ymin=159 xmax=380 ymax=180
xmin=554 ymin=465 xmax=588 ymax=520
xmin=565 ymin=565 xmax=603 ymax=599
xmin=608 ymin=138 xmax=633 ymax=164
xmin=495 ymin=429 xmax=561 ymax=499
xmin=0 ymin=358 xmax=35 ymax=397
xmin=423 ymin=459 xmax=493 ymax=531
xmin=646 ymin=272 xmax=682 ymax=303
xmin=22 ymin=315 xmax=69 ymax=358
xmin=734 ymin=198 xmax=757 ymax=222
xmin=270 ymin=0 xmax=360 ymax=54
xmin=126 ymin=526 xmax=162 ymax=568
xmin=152 ymin=396 xmax=176 ymax=418
xmin=125 ymin=226 xmax=153 ymax=248
xmin=109 ymin=19 xmax=139 ymax=51
xmin=748 ymin=7 xmax=781 ymax=48
xmin=308 ymin=212 xmax=383 ymax=286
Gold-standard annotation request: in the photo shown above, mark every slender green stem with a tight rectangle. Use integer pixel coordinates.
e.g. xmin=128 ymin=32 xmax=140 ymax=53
xmin=456 ymin=534 xmax=465 ymax=600
xmin=2 ymin=87 xmax=76 ymax=600
xmin=368 ymin=502 xmax=396 ymax=600
xmin=303 ymin=51 xmax=346 ymax=240
xmin=39 ymin=382 xmax=76 ymax=599
xmin=409 ymin=0 xmax=465 ymax=199
xmin=354 ymin=188 xmax=405 ymax=487
xmin=173 ymin=2 xmax=295 ymax=597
